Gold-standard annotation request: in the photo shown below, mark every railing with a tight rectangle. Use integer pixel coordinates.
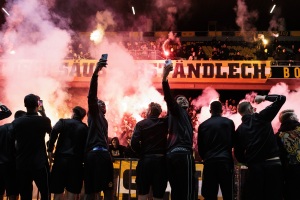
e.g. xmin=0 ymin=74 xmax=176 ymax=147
xmin=3 ymin=159 xmax=249 ymax=200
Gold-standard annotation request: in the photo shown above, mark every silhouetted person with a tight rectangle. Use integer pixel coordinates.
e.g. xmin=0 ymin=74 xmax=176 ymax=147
xmin=276 ymin=109 xmax=300 ymax=200
xmin=0 ymin=110 xmax=26 ymax=200
xmin=108 ymin=137 xmax=125 ymax=199
xmin=162 ymin=62 xmax=196 ymax=200
xmin=234 ymin=94 xmax=286 ymax=200
xmin=131 ymin=102 xmax=168 ymax=200
xmin=84 ymin=56 xmax=114 ymax=200
xmin=47 ymin=106 xmax=88 ymax=200
xmin=11 ymin=94 xmax=52 ymax=200
xmin=198 ymin=101 xmax=235 ymax=200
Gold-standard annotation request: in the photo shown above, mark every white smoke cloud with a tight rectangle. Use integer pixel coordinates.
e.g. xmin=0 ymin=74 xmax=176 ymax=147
xmin=0 ymin=0 xmax=72 ymax=123
xmin=88 ymin=37 xmax=166 ymax=137
xmin=153 ymin=0 xmax=192 ymax=30
xmin=192 ymin=82 xmax=299 ymax=136
xmin=234 ymin=0 xmax=258 ymax=42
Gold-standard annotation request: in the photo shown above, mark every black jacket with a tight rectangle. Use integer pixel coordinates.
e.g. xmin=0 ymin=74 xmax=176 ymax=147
xmin=131 ymin=116 xmax=168 ymax=156
xmin=0 ymin=105 xmax=12 ymax=120
xmin=12 ymin=112 xmax=52 ymax=170
xmin=162 ymin=80 xmax=194 ymax=152
xmin=234 ymin=95 xmax=286 ymax=164
xmin=0 ymin=123 xmax=15 ymax=164
xmin=85 ymin=73 xmax=109 ymax=152
xmin=198 ymin=114 xmax=235 ymax=163
xmin=48 ymin=118 xmax=88 ymax=160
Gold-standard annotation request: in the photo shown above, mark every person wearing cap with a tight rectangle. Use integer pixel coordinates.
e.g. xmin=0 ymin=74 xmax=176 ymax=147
xmin=84 ymin=56 xmax=114 ymax=200
xmin=162 ymin=61 xmax=196 ymax=200
xmin=276 ymin=109 xmax=300 ymax=200
xmin=197 ymin=101 xmax=235 ymax=200
xmin=47 ymin=106 xmax=88 ymax=200
xmin=0 ymin=110 xmax=26 ymax=200
xmin=0 ymin=102 xmax=12 ymax=120
xmin=234 ymin=94 xmax=286 ymax=200
xmin=11 ymin=94 xmax=52 ymax=200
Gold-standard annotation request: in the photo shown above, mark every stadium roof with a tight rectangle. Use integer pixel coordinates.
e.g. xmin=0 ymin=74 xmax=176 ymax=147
xmin=1 ymin=0 xmax=299 ymax=32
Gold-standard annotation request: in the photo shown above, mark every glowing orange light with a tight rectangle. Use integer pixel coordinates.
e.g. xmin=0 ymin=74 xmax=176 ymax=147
xmin=90 ymin=27 xmax=104 ymax=44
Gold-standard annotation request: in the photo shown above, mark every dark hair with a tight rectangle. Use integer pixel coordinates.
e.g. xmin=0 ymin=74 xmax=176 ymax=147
xmin=210 ymin=101 xmax=222 ymax=114
xmin=14 ymin=110 xmax=26 ymax=119
xmin=72 ymin=106 xmax=86 ymax=120
xmin=174 ymin=95 xmax=186 ymax=101
xmin=148 ymin=102 xmax=162 ymax=117
xmin=237 ymin=101 xmax=251 ymax=116
xmin=24 ymin=94 xmax=39 ymax=108
xmin=111 ymin=137 xmax=120 ymax=146
xmin=279 ymin=109 xmax=295 ymax=123
xmin=97 ymin=99 xmax=105 ymax=106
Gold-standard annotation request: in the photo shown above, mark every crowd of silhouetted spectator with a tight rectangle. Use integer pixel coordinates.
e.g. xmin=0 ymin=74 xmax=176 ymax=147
xmin=62 ymin=37 xmax=300 ymax=63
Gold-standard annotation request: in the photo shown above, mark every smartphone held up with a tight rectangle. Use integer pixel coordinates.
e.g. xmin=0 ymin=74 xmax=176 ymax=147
xmin=99 ymin=54 xmax=108 ymax=67
xmin=165 ymin=59 xmax=173 ymax=71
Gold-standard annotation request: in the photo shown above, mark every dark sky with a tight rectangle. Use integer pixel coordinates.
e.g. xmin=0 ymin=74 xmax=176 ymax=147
xmin=1 ymin=0 xmax=299 ymax=31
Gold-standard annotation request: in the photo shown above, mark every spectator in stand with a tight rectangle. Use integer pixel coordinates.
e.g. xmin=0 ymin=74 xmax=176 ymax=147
xmin=211 ymin=47 xmax=220 ymax=60
xmin=276 ymin=109 xmax=300 ymax=200
xmin=65 ymin=49 xmax=74 ymax=60
xmin=178 ymin=45 xmax=188 ymax=60
xmin=273 ymin=45 xmax=283 ymax=61
xmin=233 ymin=51 xmax=244 ymax=60
xmin=0 ymin=110 xmax=26 ymax=200
xmin=295 ymin=47 xmax=300 ymax=61
xmin=279 ymin=48 xmax=289 ymax=60
xmin=84 ymin=56 xmax=114 ymax=200
xmin=131 ymin=102 xmax=168 ymax=200
xmin=108 ymin=137 xmax=126 ymax=199
xmin=198 ymin=101 xmax=235 ymax=200
xmin=197 ymin=46 xmax=207 ymax=60
xmin=162 ymin=61 xmax=196 ymax=200
xmin=0 ymin=102 xmax=12 ymax=120
xmin=220 ymin=44 xmax=230 ymax=60
xmin=47 ymin=106 xmax=88 ymax=200
xmin=187 ymin=47 xmax=196 ymax=60
xmin=234 ymin=94 xmax=286 ymax=200
xmin=109 ymin=137 xmax=126 ymax=159
xmin=188 ymin=51 xmax=197 ymax=60
xmin=11 ymin=94 xmax=52 ymax=200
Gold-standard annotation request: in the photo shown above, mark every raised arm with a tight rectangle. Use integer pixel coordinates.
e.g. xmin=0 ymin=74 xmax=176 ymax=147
xmin=255 ymin=95 xmax=286 ymax=122
xmin=0 ymin=103 xmax=12 ymax=120
xmin=162 ymin=62 xmax=179 ymax=114
xmin=88 ymin=59 xmax=107 ymax=114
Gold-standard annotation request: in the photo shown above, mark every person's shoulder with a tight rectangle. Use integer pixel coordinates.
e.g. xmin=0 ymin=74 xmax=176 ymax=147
xmin=0 ymin=123 xmax=11 ymax=130
xmin=222 ymin=116 xmax=234 ymax=122
xmin=136 ymin=118 xmax=148 ymax=125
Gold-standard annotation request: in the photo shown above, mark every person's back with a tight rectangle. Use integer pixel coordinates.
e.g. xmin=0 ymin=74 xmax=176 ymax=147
xmin=131 ymin=118 xmax=168 ymax=156
xmin=14 ymin=113 xmax=51 ymax=170
xmin=234 ymin=94 xmax=286 ymax=200
xmin=48 ymin=106 xmax=88 ymax=200
xmin=48 ymin=118 xmax=87 ymax=159
xmin=235 ymin=96 xmax=285 ymax=164
xmin=198 ymin=101 xmax=234 ymax=200
xmin=131 ymin=102 xmax=168 ymax=200
xmin=198 ymin=115 xmax=234 ymax=162
xmin=0 ymin=124 xmax=14 ymax=165
xmin=11 ymin=94 xmax=52 ymax=200
xmin=0 ymin=110 xmax=26 ymax=200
